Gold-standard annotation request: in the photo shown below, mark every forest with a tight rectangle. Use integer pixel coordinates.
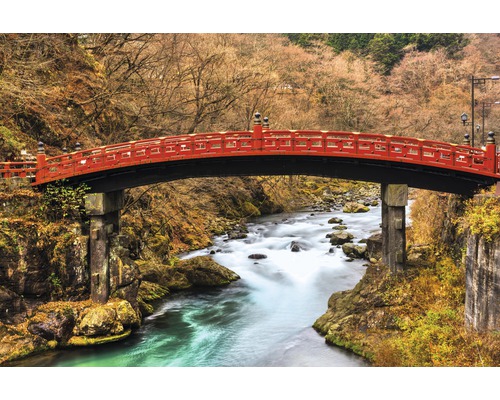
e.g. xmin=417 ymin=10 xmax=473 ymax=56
xmin=1 ymin=33 xmax=499 ymax=161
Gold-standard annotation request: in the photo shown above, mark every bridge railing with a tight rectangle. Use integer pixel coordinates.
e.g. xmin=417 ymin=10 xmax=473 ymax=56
xmin=2 ymin=127 xmax=498 ymax=186
xmin=260 ymin=130 xmax=495 ymax=171
xmin=0 ymin=161 xmax=37 ymax=179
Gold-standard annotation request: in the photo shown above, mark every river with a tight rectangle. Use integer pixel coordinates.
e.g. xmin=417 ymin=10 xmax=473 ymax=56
xmin=13 ymin=204 xmax=383 ymax=367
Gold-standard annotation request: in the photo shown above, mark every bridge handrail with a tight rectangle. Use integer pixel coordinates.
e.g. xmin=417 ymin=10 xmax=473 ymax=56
xmin=0 ymin=161 xmax=37 ymax=179
xmin=2 ymin=128 xmax=498 ymax=185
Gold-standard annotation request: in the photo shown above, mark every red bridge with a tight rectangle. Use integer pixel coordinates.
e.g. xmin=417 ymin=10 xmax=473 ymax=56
xmin=1 ymin=114 xmax=499 ymax=195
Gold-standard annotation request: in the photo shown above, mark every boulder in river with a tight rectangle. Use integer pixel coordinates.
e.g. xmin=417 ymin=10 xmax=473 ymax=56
xmin=343 ymin=202 xmax=370 ymax=213
xmin=248 ymin=254 xmax=268 ymax=260
xmin=342 ymin=243 xmax=367 ymax=259
xmin=329 ymin=231 xmax=354 ymax=245
xmin=162 ymin=256 xmax=240 ymax=290
xmin=366 ymin=233 xmax=383 ymax=260
xmin=328 ymin=217 xmax=343 ymax=224
xmin=290 ymin=242 xmax=302 ymax=252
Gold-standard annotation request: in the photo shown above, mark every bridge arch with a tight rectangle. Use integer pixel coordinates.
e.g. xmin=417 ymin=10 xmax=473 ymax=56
xmin=23 ymin=113 xmax=499 ymax=196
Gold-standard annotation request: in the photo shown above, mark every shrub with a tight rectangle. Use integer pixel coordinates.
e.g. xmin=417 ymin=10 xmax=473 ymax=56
xmin=457 ymin=195 xmax=500 ymax=242
xmin=39 ymin=180 xmax=89 ymax=222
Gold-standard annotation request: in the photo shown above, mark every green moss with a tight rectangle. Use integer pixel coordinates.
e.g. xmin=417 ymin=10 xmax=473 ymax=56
xmin=65 ymin=329 xmax=131 ymax=347
xmin=0 ymin=125 xmax=25 ymax=155
xmin=324 ymin=331 xmax=373 ymax=360
xmin=138 ymin=281 xmax=170 ymax=302
xmin=241 ymin=201 xmax=261 ymax=217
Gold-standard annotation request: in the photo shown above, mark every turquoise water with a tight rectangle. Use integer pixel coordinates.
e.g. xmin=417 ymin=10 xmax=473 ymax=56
xmin=14 ymin=206 xmax=382 ymax=367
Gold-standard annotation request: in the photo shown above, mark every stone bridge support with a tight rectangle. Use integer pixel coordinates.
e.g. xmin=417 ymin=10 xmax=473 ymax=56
xmin=381 ymin=183 xmax=408 ymax=273
xmin=85 ymin=190 xmax=124 ymax=303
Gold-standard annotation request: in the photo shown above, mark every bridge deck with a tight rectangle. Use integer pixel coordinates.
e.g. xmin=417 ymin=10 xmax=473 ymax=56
xmin=1 ymin=128 xmax=499 ymax=195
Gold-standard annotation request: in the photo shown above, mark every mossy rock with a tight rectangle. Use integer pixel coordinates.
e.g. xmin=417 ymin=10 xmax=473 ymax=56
xmin=343 ymin=202 xmax=370 ymax=213
xmin=138 ymin=281 xmax=170 ymax=302
xmin=241 ymin=201 xmax=261 ymax=217
xmin=76 ymin=305 xmax=120 ymax=337
xmin=165 ymin=256 xmax=240 ymax=289
xmin=66 ymin=329 xmax=131 ymax=347
xmin=0 ymin=322 xmax=50 ymax=365
xmin=110 ymin=299 xmax=141 ymax=328
xmin=329 ymin=231 xmax=354 ymax=245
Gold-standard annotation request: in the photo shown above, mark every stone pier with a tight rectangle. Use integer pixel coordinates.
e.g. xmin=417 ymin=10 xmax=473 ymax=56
xmin=85 ymin=190 xmax=124 ymax=303
xmin=381 ymin=183 xmax=408 ymax=273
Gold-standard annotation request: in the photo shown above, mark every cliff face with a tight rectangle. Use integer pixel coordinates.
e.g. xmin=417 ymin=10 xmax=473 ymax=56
xmin=0 ymin=217 xmax=90 ymax=322
xmin=465 ymin=231 xmax=500 ymax=332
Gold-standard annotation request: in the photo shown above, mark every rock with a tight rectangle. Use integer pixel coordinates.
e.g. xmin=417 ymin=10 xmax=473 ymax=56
xmin=27 ymin=307 xmax=76 ymax=342
xmin=290 ymin=241 xmax=302 ymax=252
xmin=343 ymin=202 xmax=370 ymax=213
xmin=248 ymin=254 xmax=267 ymax=260
xmin=162 ymin=256 xmax=240 ymax=290
xmin=136 ymin=260 xmax=165 ymax=284
xmin=228 ymin=225 xmax=249 ymax=240
xmin=112 ymin=300 xmax=141 ymax=328
xmin=137 ymin=281 xmax=169 ymax=317
xmin=76 ymin=306 xmax=119 ymax=337
xmin=109 ymin=235 xmax=141 ymax=310
xmin=342 ymin=243 xmax=367 ymax=259
xmin=66 ymin=330 xmax=131 ymax=347
xmin=328 ymin=217 xmax=343 ymax=224
xmin=407 ymin=245 xmax=432 ymax=265
xmin=0 ymin=286 xmax=24 ymax=320
xmin=332 ymin=225 xmax=348 ymax=231
xmin=366 ymin=233 xmax=383 ymax=260
xmin=329 ymin=231 xmax=354 ymax=245
xmin=290 ymin=241 xmax=310 ymax=252
xmin=228 ymin=232 xmax=248 ymax=240
xmin=113 ymin=280 xmax=141 ymax=312
xmin=0 ymin=322 xmax=49 ymax=365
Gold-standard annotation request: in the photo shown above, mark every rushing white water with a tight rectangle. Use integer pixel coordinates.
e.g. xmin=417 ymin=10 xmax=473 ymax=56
xmin=15 ymin=204 xmax=382 ymax=367
xmin=177 ymin=207 xmax=382 ymax=366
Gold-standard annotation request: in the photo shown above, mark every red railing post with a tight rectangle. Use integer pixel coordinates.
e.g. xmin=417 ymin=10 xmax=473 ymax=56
xmin=3 ymin=163 xmax=11 ymax=179
xmin=35 ymin=141 xmax=46 ymax=184
xmin=253 ymin=112 xmax=263 ymax=151
xmin=485 ymin=131 xmax=497 ymax=173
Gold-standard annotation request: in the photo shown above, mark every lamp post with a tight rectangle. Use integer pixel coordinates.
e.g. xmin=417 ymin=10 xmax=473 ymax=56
xmin=461 ymin=113 xmax=480 ymax=145
xmin=480 ymin=101 xmax=500 ymax=145
xmin=470 ymin=75 xmax=499 ymax=147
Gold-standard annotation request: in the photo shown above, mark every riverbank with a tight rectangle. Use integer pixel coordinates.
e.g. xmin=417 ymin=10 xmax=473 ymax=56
xmin=313 ymin=190 xmax=500 ymax=366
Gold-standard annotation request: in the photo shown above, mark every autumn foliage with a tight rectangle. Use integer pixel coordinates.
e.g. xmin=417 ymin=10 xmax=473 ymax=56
xmin=1 ymin=33 xmax=499 ymax=161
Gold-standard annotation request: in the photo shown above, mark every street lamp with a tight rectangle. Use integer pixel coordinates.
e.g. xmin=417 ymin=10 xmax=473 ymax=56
xmin=470 ymin=75 xmax=500 ymax=147
xmin=461 ymin=113 xmax=481 ymax=145
xmin=480 ymin=101 xmax=500 ymax=145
